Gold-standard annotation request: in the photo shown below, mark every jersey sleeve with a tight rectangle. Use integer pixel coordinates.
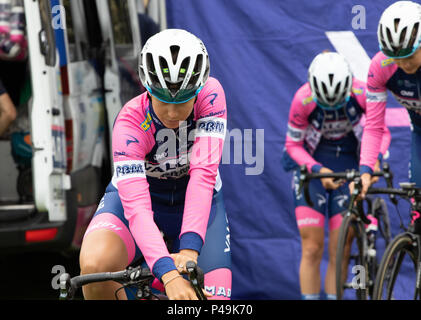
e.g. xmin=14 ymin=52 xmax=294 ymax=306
xmin=285 ymin=87 xmax=322 ymax=173
xmin=112 ymin=103 xmax=176 ymax=281
xmin=179 ymin=78 xmax=227 ymax=253
xmin=360 ymin=54 xmax=389 ymax=174
xmin=354 ymin=78 xmax=391 ymax=161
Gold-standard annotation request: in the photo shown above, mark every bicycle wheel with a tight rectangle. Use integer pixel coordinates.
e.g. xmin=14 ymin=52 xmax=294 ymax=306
xmin=336 ymin=211 xmax=369 ymax=300
xmin=372 ymin=233 xmax=419 ymax=300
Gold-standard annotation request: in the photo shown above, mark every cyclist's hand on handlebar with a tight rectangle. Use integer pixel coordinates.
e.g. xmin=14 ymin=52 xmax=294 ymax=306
xmin=320 ymin=167 xmax=344 ymax=190
xmin=370 ymin=160 xmax=381 ymax=185
xmin=162 ymin=270 xmax=201 ymax=300
xmin=360 ymin=173 xmax=372 ymax=199
xmin=171 ymin=249 xmax=198 ymax=273
xmin=350 ymin=173 xmax=372 ymax=200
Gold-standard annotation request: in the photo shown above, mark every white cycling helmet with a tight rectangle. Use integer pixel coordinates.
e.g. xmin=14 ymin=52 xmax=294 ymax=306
xmin=308 ymin=52 xmax=353 ymax=109
xmin=138 ymin=29 xmax=210 ymax=104
xmin=378 ymin=1 xmax=421 ymax=58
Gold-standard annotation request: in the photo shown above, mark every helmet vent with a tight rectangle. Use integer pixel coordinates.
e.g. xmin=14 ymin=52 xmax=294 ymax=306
xmin=312 ymin=77 xmax=320 ymax=96
xmin=386 ymin=27 xmax=394 ymax=47
xmin=146 ymin=52 xmax=160 ymax=87
xmin=379 ymin=25 xmax=388 ymax=49
xmin=328 ymin=74 xmax=334 ymax=86
xmin=321 ymin=82 xmax=329 ymax=98
xmin=399 ymin=27 xmax=408 ymax=46
xmin=334 ymin=82 xmax=341 ymax=96
xmin=394 ymin=18 xmax=400 ymax=33
xmin=344 ymin=76 xmax=350 ymax=90
xmin=170 ymin=45 xmax=180 ymax=64
xmin=408 ymin=22 xmax=420 ymax=49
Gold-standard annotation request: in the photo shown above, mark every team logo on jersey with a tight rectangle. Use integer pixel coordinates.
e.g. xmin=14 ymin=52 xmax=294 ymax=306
xmin=287 ymin=124 xmax=305 ymax=141
xmin=205 ymin=93 xmax=218 ymax=106
xmin=125 ymin=135 xmax=139 ymax=146
xmin=114 ymin=160 xmax=146 ymax=182
xmin=381 ymin=58 xmax=394 ymax=67
xmin=401 ymin=90 xmax=415 ymax=97
xmin=302 ymin=96 xmax=313 ymax=106
xmin=196 ymin=117 xmax=227 ymax=139
xmin=352 ymin=87 xmax=363 ymax=96
xmin=140 ymin=110 xmax=152 ymax=132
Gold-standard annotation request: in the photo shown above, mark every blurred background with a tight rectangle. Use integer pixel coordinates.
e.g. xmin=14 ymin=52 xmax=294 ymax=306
xmin=0 ymin=0 xmax=414 ymax=299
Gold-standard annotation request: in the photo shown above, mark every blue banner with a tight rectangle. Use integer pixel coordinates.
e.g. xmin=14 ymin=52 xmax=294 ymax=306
xmin=167 ymin=0 xmax=413 ymax=299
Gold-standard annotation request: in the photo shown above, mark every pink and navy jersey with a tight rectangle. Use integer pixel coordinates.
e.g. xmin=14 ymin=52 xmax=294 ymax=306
xmin=111 ymin=77 xmax=227 ymax=278
xmin=282 ymin=78 xmax=391 ymax=173
xmin=360 ymin=51 xmax=421 ymax=174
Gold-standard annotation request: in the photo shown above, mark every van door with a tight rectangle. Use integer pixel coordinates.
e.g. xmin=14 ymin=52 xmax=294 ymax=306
xmin=95 ymin=0 xmax=143 ymax=163
xmin=25 ymin=0 xmax=70 ymax=222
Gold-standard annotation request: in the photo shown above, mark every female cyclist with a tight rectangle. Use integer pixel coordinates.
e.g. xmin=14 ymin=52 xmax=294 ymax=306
xmin=281 ymin=52 xmax=391 ymax=299
xmin=359 ymin=1 xmax=421 ymax=208
xmin=79 ymin=29 xmax=231 ymax=300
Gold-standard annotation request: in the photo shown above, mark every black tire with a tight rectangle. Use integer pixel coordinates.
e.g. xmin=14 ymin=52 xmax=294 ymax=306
xmin=372 ymin=233 xmax=419 ymax=300
xmin=336 ymin=211 xmax=369 ymax=300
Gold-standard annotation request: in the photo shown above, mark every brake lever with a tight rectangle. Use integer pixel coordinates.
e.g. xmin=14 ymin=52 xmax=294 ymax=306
xmin=297 ymin=165 xmax=307 ymax=196
xmin=186 ymin=261 xmax=207 ymax=300
xmin=383 ymin=162 xmax=398 ymax=205
xmin=298 ymin=165 xmax=314 ymax=207
xmin=351 ymin=178 xmax=371 ymax=225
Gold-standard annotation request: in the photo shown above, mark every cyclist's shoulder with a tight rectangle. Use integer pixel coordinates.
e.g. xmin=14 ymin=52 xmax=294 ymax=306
xmin=115 ymin=91 xmax=155 ymax=137
xmin=291 ymin=82 xmax=315 ymax=111
xmin=195 ymin=76 xmax=227 ymax=117
xmin=368 ymin=51 xmax=398 ymax=79
xmin=351 ymin=78 xmax=367 ymax=96
xmin=197 ymin=76 xmax=225 ymax=100
xmin=118 ymin=92 xmax=150 ymax=123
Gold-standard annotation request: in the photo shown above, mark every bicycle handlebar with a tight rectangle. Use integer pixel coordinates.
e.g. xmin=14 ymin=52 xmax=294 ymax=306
xmin=367 ymin=183 xmax=421 ymax=198
xmin=298 ymin=162 xmax=395 ymax=207
xmin=297 ymin=162 xmax=397 ymax=225
xmin=59 ymin=261 xmax=206 ymax=300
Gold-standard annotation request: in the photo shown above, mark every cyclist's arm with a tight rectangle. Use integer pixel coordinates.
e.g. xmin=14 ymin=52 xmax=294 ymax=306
xmin=360 ymin=54 xmax=390 ymax=175
xmin=112 ymin=102 xmax=177 ymax=281
xmin=354 ymin=78 xmax=391 ymax=163
xmin=179 ymin=78 xmax=227 ymax=255
xmin=285 ymin=86 xmax=322 ymax=173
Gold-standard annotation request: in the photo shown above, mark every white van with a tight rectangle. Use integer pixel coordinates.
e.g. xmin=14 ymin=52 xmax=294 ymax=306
xmin=0 ymin=0 xmax=165 ymax=253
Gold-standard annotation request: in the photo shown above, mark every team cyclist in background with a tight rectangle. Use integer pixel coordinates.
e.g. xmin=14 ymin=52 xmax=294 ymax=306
xmin=282 ymin=52 xmax=391 ymax=300
xmin=359 ymin=1 xmax=421 ymax=219
xmin=79 ymin=29 xmax=231 ymax=300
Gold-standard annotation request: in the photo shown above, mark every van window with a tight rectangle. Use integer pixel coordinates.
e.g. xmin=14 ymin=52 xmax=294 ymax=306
xmin=39 ymin=0 xmax=56 ymax=66
xmin=62 ymin=0 xmax=87 ymax=62
xmin=108 ymin=0 xmax=133 ymax=46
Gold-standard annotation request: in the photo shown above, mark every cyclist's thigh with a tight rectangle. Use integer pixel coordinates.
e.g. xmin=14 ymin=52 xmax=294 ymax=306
xmin=197 ymin=190 xmax=232 ymax=300
xmin=327 ymin=184 xmax=350 ymax=231
xmin=82 ymin=185 xmax=141 ymax=266
xmin=410 ymin=129 xmax=421 ymax=187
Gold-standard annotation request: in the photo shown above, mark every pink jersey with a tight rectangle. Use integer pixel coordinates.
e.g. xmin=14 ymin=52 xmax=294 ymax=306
xmin=360 ymin=51 xmax=421 ymax=174
xmin=112 ymin=77 xmax=227 ymax=278
xmin=285 ymin=78 xmax=391 ymax=173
